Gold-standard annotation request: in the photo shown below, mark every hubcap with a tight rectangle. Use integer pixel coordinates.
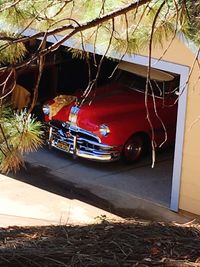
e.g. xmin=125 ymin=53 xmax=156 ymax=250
xmin=124 ymin=135 xmax=143 ymax=162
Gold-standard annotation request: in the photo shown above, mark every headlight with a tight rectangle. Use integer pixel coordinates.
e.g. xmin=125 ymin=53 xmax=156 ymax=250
xmin=99 ymin=124 xmax=110 ymax=136
xmin=42 ymin=104 xmax=50 ymax=115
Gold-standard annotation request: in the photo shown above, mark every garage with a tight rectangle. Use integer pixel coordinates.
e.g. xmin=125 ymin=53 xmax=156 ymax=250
xmin=17 ymin=48 xmax=184 ymax=214
xmin=18 ymin=30 xmax=194 ymax=216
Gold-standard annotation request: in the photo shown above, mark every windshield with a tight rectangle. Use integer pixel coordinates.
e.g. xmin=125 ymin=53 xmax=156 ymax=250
xmin=113 ymin=69 xmax=178 ymax=98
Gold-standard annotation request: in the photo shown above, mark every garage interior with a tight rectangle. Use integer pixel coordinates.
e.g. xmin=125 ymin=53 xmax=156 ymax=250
xmin=17 ymin=43 xmax=181 ymax=211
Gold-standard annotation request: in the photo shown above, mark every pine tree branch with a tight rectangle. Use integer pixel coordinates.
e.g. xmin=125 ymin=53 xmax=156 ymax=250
xmin=0 ymin=0 xmax=152 ymax=71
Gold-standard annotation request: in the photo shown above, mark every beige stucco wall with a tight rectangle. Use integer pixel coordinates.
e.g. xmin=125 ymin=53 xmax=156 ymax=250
xmin=178 ymin=62 xmax=200 ymax=215
xmin=142 ymin=37 xmax=200 ymax=215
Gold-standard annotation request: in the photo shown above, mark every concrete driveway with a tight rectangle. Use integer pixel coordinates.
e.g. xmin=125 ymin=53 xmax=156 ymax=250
xmin=25 ymin=146 xmax=174 ymax=205
xmin=0 ymin=173 xmax=120 ymax=227
xmin=9 ymin=145 xmax=186 ymax=222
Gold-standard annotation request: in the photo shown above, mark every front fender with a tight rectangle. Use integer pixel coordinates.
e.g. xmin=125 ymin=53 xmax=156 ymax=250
xmin=95 ymin=111 xmax=150 ymax=147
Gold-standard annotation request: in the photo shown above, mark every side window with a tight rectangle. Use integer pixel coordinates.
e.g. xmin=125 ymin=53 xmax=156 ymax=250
xmin=149 ymin=80 xmax=165 ymax=97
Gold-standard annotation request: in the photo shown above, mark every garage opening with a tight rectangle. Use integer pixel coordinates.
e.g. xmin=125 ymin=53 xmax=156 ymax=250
xmin=17 ymin=43 xmax=188 ymax=214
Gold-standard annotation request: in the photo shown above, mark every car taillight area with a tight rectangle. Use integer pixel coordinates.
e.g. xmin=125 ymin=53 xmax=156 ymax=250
xmin=46 ymin=120 xmax=120 ymax=162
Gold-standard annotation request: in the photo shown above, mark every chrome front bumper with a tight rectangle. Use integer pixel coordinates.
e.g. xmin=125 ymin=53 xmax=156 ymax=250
xmin=46 ymin=121 xmax=120 ymax=162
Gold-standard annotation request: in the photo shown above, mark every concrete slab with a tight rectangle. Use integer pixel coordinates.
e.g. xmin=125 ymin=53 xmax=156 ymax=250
xmin=0 ymin=174 xmax=120 ymax=227
xmin=55 ymin=158 xmax=173 ymax=207
xmin=25 ymin=147 xmax=173 ymax=207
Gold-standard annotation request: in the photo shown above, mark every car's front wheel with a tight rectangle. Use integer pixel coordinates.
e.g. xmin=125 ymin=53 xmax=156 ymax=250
xmin=122 ymin=134 xmax=145 ymax=163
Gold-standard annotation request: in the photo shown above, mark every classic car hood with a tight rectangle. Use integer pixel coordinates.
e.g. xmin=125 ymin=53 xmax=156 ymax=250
xmin=82 ymin=83 xmax=146 ymax=110
xmin=48 ymin=83 xmax=159 ymax=131
xmin=75 ymin=83 xmax=148 ymax=130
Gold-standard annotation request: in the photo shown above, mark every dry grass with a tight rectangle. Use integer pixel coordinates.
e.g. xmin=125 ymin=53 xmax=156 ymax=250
xmin=0 ymin=219 xmax=200 ymax=267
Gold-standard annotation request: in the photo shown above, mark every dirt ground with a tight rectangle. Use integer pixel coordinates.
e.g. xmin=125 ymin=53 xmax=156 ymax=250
xmin=0 ymin=219 xmax=200 ymax=267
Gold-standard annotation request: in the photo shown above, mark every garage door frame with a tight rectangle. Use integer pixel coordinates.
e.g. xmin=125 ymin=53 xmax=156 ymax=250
xmin=54 ymin=34 xmax=190 ymax=212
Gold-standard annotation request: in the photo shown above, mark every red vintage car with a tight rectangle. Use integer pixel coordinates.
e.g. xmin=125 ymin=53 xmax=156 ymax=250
xmin=42 ymin=62 xmax=178 ymax=162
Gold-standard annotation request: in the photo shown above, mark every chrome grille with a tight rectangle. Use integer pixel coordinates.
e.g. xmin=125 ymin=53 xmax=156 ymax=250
xmin=46 ymin=120 xmax=120 ymax=162
xmin=49 ymin=120 xmax=101 ymax=145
